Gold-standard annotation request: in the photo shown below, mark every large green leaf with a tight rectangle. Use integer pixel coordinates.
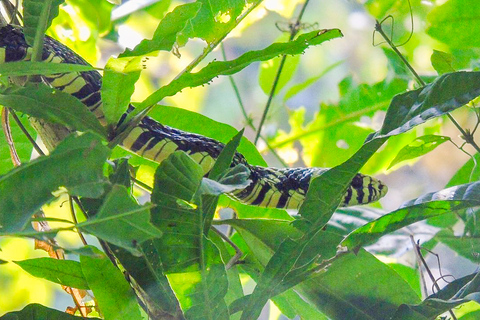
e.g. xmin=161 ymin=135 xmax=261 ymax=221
xmin=0 ymin=303 xmax=100 ymax=320
xmin=376 ymin=72 xmax=480 ymax=138
xmin=78 ymin=185 xmax=162 ymax=255
xmin=0 ymin=83 xmax=106 ymax=137
xmin=342 ymin=181 xmax=480 ymax=251
xmin=227 ymin=218 xmax=419 ymax=319
xmin=427 ymin=0 xmax=480 ymax=49
xmin=0 ymin=133 xmax=109 ymax=232
xmin=435 ymin=229 xmax=480 ymax=263
xmin=80 ymin=248 xmax=142 ymax=320
xmin=137 ymin=29 xmax=343 ymax=110
xmin=120 ymin=2 xmax=201 ymax=57
xmin=14 ymin=257 xmax=89 ymax=289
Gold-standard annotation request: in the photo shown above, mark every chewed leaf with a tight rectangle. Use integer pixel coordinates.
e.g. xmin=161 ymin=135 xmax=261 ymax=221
xmin=388 ymin=135 xmax=450 ymax=169
xmin=137 ymin=29 xmax=343 ymax=110
xmin=342 ymin=181 xmax=480 ymax=251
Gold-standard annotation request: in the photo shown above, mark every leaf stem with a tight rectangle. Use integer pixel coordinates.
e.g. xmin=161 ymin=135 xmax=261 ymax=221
xmin=375 ymin=20 xmax=480 ymax=155
xmin=254 ymin=0 xmax=311 ymax=145
xmin=9 ymin=109 xmax=45 ymax=155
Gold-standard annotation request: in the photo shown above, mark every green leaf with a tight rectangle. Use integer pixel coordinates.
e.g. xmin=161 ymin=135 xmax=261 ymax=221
xmin=0 ymin=83 xmax=106 ymax=137
xmin=0 ymin=61 xmax=95 ymax=77
xmin=431 ymin=50 xmax=456 ymax=75
xmin=137 ymin=29 xmax=343 ymax=110
xmin=388 ymin=135 xmax=450 ymax=169
xmin=435 ymin=229 xmax=480 ymax=263
xmin=78 ymin=185 xmax=162 ymax=255
xmin=176 ymin=0 xmax=259 ymax=46
xmin=376 ymin=71 xmax=480 ymax=138
xmin=120 ymin=2 xmax=201 ymax=57
xmin=446 ymin=153 xmax=480 ymax=187
xmin=393 ymin=273 xmax=480 ymax=320
xmin=258 ymin=54 xmax=300 ymax=96
xmin=208 ymin=129 xmax=244 ymax=181
xmin=228 ymin=219 xmax=419 ymax=319
xmin=14 ymin=257 xmax=89 ymax=289
xmin=0 ymin=303 xmax=100 ymax=319
xmin=427 ymin=0 xmax=480 ymax=49
xmin=0 ymin=133 xmax=109 ymax=232
xmin=342 ymin=181 xmax=480 ymax=251
xmin=23 ymin=0 xmax=65 ymax=46
xmin=80 ymin=248 xmax=142 ymax=320
xmin=101 ymin=56 xmax=143 ymax=126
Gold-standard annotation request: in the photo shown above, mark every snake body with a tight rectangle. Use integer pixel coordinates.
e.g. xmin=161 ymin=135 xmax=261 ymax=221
xmin=0 ymin=25 xmax=387 ymax=209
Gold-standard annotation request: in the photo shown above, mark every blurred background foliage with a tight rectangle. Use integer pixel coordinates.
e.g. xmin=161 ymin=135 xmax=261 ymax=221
xmin=1 ymin=0 xmax=480 ymax=318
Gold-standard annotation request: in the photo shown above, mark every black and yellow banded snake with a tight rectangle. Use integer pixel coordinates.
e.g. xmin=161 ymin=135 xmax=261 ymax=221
xmin=0 ymin=25 xmax=387 ymax=209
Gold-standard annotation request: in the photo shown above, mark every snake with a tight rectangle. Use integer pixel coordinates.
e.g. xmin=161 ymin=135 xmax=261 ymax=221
xmin=0 ymin=24 xmax=387 ymax=209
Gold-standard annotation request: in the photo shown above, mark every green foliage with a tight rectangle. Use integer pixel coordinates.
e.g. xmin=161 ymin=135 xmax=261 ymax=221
xmin=2 ymin=0 xmax=480 ymax=319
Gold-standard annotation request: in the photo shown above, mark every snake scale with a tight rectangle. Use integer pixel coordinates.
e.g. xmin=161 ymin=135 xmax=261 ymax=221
xmin=0 ymin=25 xmax=387 ymax=209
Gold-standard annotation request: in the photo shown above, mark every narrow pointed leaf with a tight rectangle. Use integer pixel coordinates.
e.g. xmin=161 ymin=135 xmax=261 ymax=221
xmin=137 ymin=29 xmax=343 ymax=110
xmin=0 ymin=61 xmax=95 ymax=77
xmin=14 ymin=257 xmax=89 ymax=289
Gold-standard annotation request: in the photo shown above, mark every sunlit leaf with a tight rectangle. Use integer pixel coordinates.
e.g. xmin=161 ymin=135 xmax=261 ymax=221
xmin=258 ymin=53 xmax=300 ymax=96
xmin=14 ymin=257 xmax=89 ymax=289
xmin=137 ymin=29 xmax=343 ymax=110
xmin=435 ymin=229 xmax=480 ymax=263
xmin=388 ymin=135 xmax=450 ymax=169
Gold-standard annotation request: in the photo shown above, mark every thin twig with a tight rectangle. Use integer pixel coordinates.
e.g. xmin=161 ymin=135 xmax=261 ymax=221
xmin=254 ymin=0 xmax=311 ymax=144
xmin=412 ymin=237 xmax=458 ymax=320
xmin=220 ymin=43 xmax=288 ymax=167
xmin=9 ymin=109 xmax=45 ymax=155
xmin=2 ymin=107 xmax=21 ymax=165
xmin=212 ymin=226 xmax=242 ymax=269
xmin=69 ymin=196 xmax=88 ymax=246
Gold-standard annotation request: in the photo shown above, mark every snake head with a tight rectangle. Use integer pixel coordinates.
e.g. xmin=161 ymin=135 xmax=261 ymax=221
xmin=342 ymin=173 xmax=388 ymax=206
